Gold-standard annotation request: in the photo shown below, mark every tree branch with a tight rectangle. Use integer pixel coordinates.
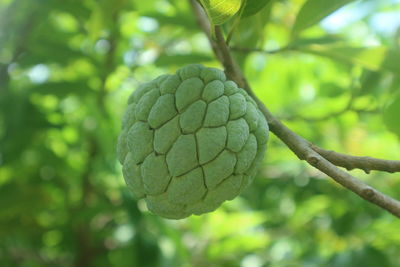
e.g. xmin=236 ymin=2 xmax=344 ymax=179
xmin=189 ymin=0 xmax=400 ymax=218
xmin=311 ymin=145 xmax=400 ymax=174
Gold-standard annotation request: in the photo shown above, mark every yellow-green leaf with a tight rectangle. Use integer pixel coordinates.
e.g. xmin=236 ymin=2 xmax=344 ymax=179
xmin=200 ymin=0 xmax=243 ymax=25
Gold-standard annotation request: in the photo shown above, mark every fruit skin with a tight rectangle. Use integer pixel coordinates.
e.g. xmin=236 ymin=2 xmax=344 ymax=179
xmin=117 ymin=64 xmax=269 ymax=219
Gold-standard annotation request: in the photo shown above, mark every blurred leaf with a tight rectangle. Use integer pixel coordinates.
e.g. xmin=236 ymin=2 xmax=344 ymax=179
xmin=134 ymin=0 xmax=159 ymax=12
xmin=0 ymin=92 xmax=56 ymax=160
xmin=331 ymin=212 xmax=357 ymax=235
xmin=87 ymin=5 xmax=105 ymax=41
xmin=0 ymin=183 xmax=48 ymax=218
xmin=383 ymin=94 xmax=400 ymax=137
xmin=359 ymin=70 xmax=382 ymax=96
xmin=231 ymin=3 xmax=273 ymax=66
xmin=319 ymin=82 xmax=345 ymax=97
xmin=242 ymin=0 xmax=271 ymax=17
xmin=289 ymin=35 xmax=344 ymax=47
xmin=199 ymin=0 xmax=242 ymax=25
xmin=155 ymin=53 xmax=214 ymax=66
xmin=50 ymin=1 xmax=91 ymax=19
xmin=30 ymin=81 xmax=94 ymax=97
xmin=292 ymin=0 xmax=357 ymax=36
xmin=87 ymin=0 xmax=128 ymax=40
xmin=298 ymin=45 xmax=400 ymax=73
xmin=21 ymin=40 xmax=91 ymax=66
xmin=330 ymin=246 xmax=390 ymax=267
xmin=208 ymin=211 xmax=267 ymax=239
xmin=142 ymin=12 xmax=197 ymax=30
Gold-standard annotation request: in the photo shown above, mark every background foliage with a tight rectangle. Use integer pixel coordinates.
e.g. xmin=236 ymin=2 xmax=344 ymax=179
xmin=1 ymin=0 xmax=400 ymax=266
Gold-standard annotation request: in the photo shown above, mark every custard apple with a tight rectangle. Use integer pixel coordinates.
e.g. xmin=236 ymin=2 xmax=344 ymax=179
xmin=117 ymin=64 xmax=269 ymax=219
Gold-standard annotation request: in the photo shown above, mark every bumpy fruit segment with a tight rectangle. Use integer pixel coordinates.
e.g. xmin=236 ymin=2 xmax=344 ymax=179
xmin=117 ymin=64 xmax=269 ymax=219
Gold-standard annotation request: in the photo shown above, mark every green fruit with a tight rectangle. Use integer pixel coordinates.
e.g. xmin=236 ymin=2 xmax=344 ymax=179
xmin=117 ymin=64 xmax=269 ymax=219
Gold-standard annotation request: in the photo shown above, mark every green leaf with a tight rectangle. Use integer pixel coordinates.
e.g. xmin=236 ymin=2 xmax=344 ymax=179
xmin=200 ymin=0 xmax=242 ymax=25
xmin=383 ymin=95 xmax=400 ymax=137
xmin=297 ymin=45 xmax=400 ymax=73
xmin=242 ymin=0 xmax=271 ymax=17
xmin=292 ymin=0 xmax=357 ymax=36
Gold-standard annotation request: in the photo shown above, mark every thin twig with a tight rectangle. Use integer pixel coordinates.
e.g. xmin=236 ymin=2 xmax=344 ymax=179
xmin=190 ymin=0 xmax=223 ymax=62
xmin=189 ymin=0 xmax=400 ymax=218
